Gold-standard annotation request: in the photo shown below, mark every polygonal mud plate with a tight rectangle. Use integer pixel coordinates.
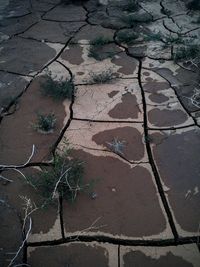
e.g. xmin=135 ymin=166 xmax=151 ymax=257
xmin=121 ymin=244 xmax=200 ymax=267
xmin=59 ymin=147 xmax=171 ymax=239
xmin=73 ymin=79 xmax=143 ymax=121
xmin=150 ymin=126 xmax=200 ymax=236
xmin=140 ymin=0 xmax=166 ymax=20
xmin=28 ymin=242 xmax=118 ymax=267
xmin=60 ymin=120 xmax=147 ymax=163
xmin=161 ymin=0 xmax=187 ymax=16
xmin=0 ymin=37 xmax=63 ymax=75
xmin=0 ymin=71 xmax=31 ymax=110
xmin=141 ymin=69 xmax=194 ymax=128
xmin=58 ymin=45 xmax=138 ymax=84
xmin=0 ymin=13 xmax=41 ymax=37
xmin=143 ymin=63 xmax=200 ymax=112
xmin=0 ymin=76 xmax=68 ymax=165
xmin=20 ymin=20 xmax=86 ymax=43
xmin=71 ymin=24 xmax=115 ymax=44
xmin=43 ymin=4 xmax=86 ymax=22
xmin=0 ymin=168 xmax=62 ymax=243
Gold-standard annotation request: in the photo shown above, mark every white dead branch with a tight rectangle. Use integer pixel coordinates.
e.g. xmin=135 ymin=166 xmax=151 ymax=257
xmin=0 ymin=145 xmax=36 ymax=185
xmin=8 ymin=197 xmax=37 ymax=267
xmin=0 ymin=145 xmax=35 ymax=170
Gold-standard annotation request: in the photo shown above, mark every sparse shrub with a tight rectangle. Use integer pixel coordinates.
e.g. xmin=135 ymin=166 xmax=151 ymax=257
xmin=121 ymin=13 xmax=151 ymax=26
xmin=173 ymin=44 xmax=200 ymax=61
xmin=33 ymin=113 xmax=56 ymax=133
xmin=28 ymin=149 xmax=93 ymax=203
xmin=88 ymin=68 xmax=116 ymax=84
xmin=41 ymin=72 xmax=75 ymax=100
xmin=90 ymin=36 xmax=112 ymax=46
xmin=116 ymin=30 xmax=139 ymax=44
xmin=186 ymin=0 xmax=200 ymax=11
xmin=143 ymin=31 xmax=163 ymax=42
xmin=88 ymin=36 xmax=113 ymax=61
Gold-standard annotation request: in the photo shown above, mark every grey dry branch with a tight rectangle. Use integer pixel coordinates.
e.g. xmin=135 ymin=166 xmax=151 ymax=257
xmin=41 ymin=72 xmax=75 ymax=100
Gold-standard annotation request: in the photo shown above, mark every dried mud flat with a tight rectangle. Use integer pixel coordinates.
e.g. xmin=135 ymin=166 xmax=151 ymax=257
xmin=0 ymin=0 xmax=200 ymax=266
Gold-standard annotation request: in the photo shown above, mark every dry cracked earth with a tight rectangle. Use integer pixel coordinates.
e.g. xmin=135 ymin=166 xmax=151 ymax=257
xmin=0 ymin=0 xmax=200 ymax=266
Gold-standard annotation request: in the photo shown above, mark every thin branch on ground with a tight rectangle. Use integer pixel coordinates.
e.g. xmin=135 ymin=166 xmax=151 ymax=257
xmin=8 ymin=217 xmax=32 ymax=267
xmin=52 ymin=167 xmax=71 ymax=199
xmin=0 ymin=145 xmax=35 ymax=170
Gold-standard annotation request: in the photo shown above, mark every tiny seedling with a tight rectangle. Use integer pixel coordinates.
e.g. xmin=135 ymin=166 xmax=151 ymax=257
xmin=106 ymin=137 xmax=126 ymax=155
xmin=41 ymin=72 xmax=75 ymax=100
xmin=33 ymin=113 xmax=56 ymax=133
xmin=88 ymin=68 xmax=116 ymax=84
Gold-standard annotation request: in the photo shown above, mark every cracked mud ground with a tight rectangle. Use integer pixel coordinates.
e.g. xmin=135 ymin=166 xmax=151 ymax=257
xmin=0 ymin=0 xmax=200 ymax=266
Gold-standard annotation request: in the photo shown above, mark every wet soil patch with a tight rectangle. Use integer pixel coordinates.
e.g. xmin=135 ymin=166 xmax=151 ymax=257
xmin=63 ymin=149 xmax=166 ymax=237
xmin=148 ymin=108 xmax=188 ymax=127
xmin=108 ymin=93 xmax=141 ymax=119
xmin=92 ymin=126 xmax=144 ymax=161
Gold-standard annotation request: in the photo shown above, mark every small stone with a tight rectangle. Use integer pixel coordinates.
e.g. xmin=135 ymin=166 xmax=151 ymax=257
xmin=111 ymin=188 xmax=116 ymax=192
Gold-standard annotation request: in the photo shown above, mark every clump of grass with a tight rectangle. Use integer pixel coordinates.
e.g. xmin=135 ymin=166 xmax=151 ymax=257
xmin=143 ymin=31 xmax=163 ymax=42
xmin=88 ymin=68 xmax=116 ymax=84
xmin=28 ymin=149 xmax=93 ymax=203
xmin=121 ymin=14 xmax=137 ymax=27
xmin=33 ymin=113 xmax=56 ymax=133
xmin=186 ymin=0 xmax=200 ymax=11
xmin=41 ymin=72 xmax=74 ymax=100
xmin=173 ymin=44 xmax=200 ymax=61
xmin=90 ymin=36 xmax=112 ymax=46
xmin=88 ymin=36 xmax=113 ymax=61
xmin=116 ymin=30 xmax=139 ymax=44
xmin=121 ymin=13 xmax=151 ymax=26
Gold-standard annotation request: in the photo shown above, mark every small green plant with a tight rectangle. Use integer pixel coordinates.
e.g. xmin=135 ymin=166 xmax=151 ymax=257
xmin=88 ymin=36 xmax=113 ymax=61
xmin=143 ymin=31 xmax=163 ymax=42
xmin=173 ymin=44 xmax=200 ymax=61
xmin=90 ymin=36 xmax=112 ymax=46
xmin=33 ymin=113 xmax=56 ymax=133
xmin=41 ymin=72 xmax=75 ymax=100
xmin=106 ymin=138 xmax=126 ymax=156
xmin=121 ymin=12 xmax=151 ymax=26
xmin=88 ymin=68 xmax=116 ymax=84
xmin=27 ymin=149 xmax=93 ymax=203
xmin=116 ymin=30 xmax=139 ymax=44
xmin=186 ymin=0 xmax=200 ymax=11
